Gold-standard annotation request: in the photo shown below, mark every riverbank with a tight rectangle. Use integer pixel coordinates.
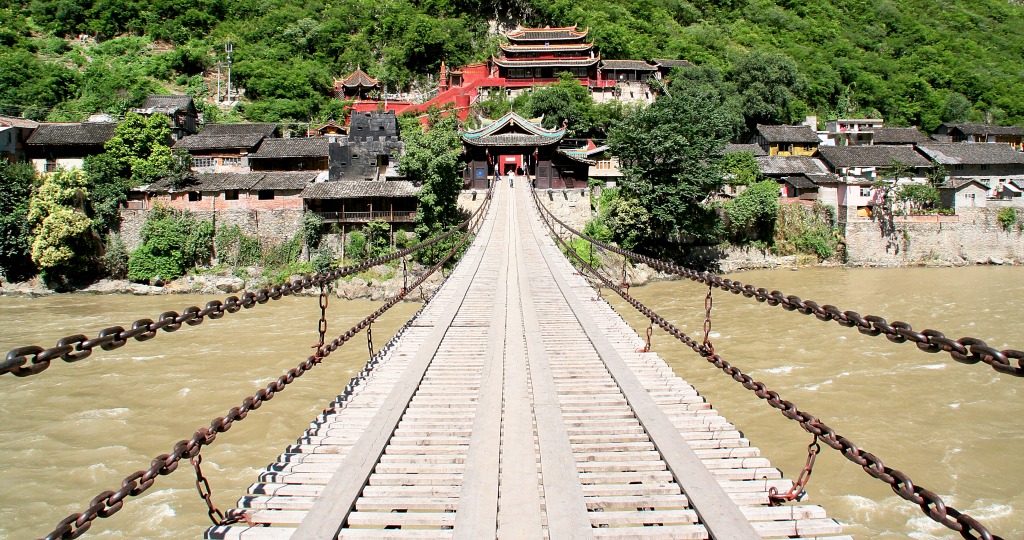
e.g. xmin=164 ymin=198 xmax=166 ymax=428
xmin=0 ymin=264 xmax=448 ymax=300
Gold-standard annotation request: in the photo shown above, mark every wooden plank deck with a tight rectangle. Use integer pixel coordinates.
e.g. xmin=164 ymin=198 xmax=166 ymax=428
xmin=206 ymin=185 xmax=850 ymax=540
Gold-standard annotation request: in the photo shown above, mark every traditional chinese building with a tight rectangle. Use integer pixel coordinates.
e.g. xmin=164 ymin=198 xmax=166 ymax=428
xmin=334 ymin=67 xmax=380 ymax=101
xmin=492 ymin=25 xmax=599 ymax=83
xmin=461 ymin=111 xmax=591 ymax=190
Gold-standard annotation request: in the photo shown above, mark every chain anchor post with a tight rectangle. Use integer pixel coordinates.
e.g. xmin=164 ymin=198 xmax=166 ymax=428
xmin=769 ymin=436 xmax=821 ymax=505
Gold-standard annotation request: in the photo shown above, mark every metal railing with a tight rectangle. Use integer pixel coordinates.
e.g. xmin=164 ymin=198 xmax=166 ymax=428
xmin=315 ymin=210 xmax=417 ymax=223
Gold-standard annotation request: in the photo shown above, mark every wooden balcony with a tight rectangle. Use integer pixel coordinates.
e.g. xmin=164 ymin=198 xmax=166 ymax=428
xmin=315 ymin=210 xmax=417 ymax=224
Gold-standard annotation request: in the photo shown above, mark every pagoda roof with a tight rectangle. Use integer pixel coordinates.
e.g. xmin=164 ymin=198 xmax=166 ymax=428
xmin=506 ymin=25 xmax=588 ymax=42
xmin=462 ymin=111 xmax=566 ymax=147
xmin=492 ymin=56 xmax=600 ymax=69
xmin=500 ymin=42 xmax=594 ymax=54
xmin=338 ymin=67 xmax=379 ymax=88
xmin=600 ymin=59 xmax=656 ymax=71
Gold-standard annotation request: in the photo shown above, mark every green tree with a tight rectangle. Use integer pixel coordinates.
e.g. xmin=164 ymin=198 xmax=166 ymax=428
xmin=724 ymin=179 xmax=779 ymax=244
xmin=0 ymin=162 xmax=38 ymax=281
xmin=608 ymin=90 xmax=733 ymax=250
xmin=721 ymin=151 xmax=761 ymax=185
xmin=728 ymin=50 xmax=807 ymax=129
xmin=128 ymin=206 xmax=213 ymax=282
xmin=524 ymin=73 xmax=597 ymax=137
xmin=103 ymin=112 xmax=174 ymax=186
xmin=27 ymin=169 xmax=98 ymax=288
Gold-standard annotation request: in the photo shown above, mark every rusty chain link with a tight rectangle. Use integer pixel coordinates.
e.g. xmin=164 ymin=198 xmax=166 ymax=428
xmin=769 ymin=436 xmax=820 ymax=505
xmin=531 ymin=190 xmax=1024 ymax=379
xmin=190 ymin=453 xmax=236 ymax=526
xmin=5 ymin=189 xmax=495 ymax=380
xmin=534 ymin=190 xmax=1001 ymax=540
xmin=39 ymin=188 xmax=492 ymax=540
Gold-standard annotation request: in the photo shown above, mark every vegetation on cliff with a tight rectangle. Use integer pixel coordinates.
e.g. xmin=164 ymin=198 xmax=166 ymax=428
xmin=2 ymin=1 xmax=1022 ymax=130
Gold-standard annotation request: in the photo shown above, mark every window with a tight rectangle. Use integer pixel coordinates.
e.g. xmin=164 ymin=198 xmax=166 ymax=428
xmin=980 ymin=164 xmax=991 ymax=170
xmin=224 ymin=190 xmax=239 ymax=200
xmin=953 ymin=164 xmax=965 ymax=171
xmin=193 ymin=157 xmax=214 ymax=168
xmin=44 ymin=159 xmax=58 ymax=173
xmin=188 ymin=191 xmax=202 ymax=201
xmin=966 ymin=193 xmax=975 ymax=199
xmin=860 ymin=186 xmax=872 ymax=197
xmin=222 ymin=157 xmax=241 ymax=167
xmin=779 ymin=143 xmax=793 ymax=153
xmin=596 ymin=160 xmax=612 ymax=170
xmin=258 ymin=190 xmax=275 ymax=200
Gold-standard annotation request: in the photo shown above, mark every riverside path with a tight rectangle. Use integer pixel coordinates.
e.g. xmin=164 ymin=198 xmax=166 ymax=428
xmin=204 ymin=183 xmax=848 ymax=539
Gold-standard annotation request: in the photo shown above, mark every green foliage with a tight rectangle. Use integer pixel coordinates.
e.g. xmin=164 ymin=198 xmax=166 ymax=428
xmin=311 ymin=246 xmax=336 ymax=274
xmin=582 ymin=217 xmax=613 ymax=243
xmin=101 ymin=233 xmax=129 ymax=279
xmin=128 ymin=206 xmax=212 ymax=282
xmin=365 ymin=219 xmax=392 ymax=259
xmin=524 ymin=73 xmax=598 ymax=137
xmin=723 ymin=180 xmax=779 ymax=244
xmin=561 ymin=237 xmax=600 ymax=268
xmin=394 ymin=229 xmax=416 ymax=250
xmin=27 ymin=169 xmax=98 ymax=287
xmin=261 ymin=235 xmax=303 ymax=269
xmin=302 ymin=211 xmax=324 ymax=250
xmin=895 ymin=183 xmax=941 ymax=215
xmin=728 ymin=50 xmax=807 ymax=129
xmin=773 ymin=202 xmax=843 ymax=261
xmin=721 ymin=151 xmax=761 ymax=185
xmin=0 ymin=161 xmax=38 ymax=281
xmin=608 ymin=90 xmax=733 ymax=251
xmin=215 ymin=225 xmax=261 ymax=266
xmin=997 ymin=207 xmax=1018 ymax=232
xmin=104 ymin=112 xmax=174 ymax=187
xmin=346 ymin=231 xmax=367 ymax=262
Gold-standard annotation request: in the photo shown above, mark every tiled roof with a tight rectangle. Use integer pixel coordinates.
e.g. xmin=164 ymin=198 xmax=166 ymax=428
xmin=943 ymin=122 xmax=1024 ymax=137
xmin=500 ymin=43 xmax=593 ymax=53
xmin=137 ymin=95 xmax=194 ymax=114
xmin=506 ymin=26 xmax=588 ymax=42
xmin=818 ymin=145 xmax=931 ymax=168
xmin=249 ymin=138 xmax=331 ymax=159
xmin=782 ymin=175 xmax=818 ymax=189
xmin=26 ymin=122 xmax=117 ymax=146
xmin=652 ymin=58 xmax=694 ymax=69
xmin=600 ymin=59 xmax=656 ymax=71
xmin=339 ymin=68 xmax=379 ymax=88
xmin=756 ymin=156 xmax=831 ymax=176
xmin=917 ymin=142 xmax=1024 ymax=166
xmin=145 ymin=171 xmax=318 ymax=192
xmin=557 ymin=149 xmax=596 ymax=165
xmin=464 ymin=133 xmax=564 ymax=146
xmin=173 ymin=123 xmax=278 ymax=151
xmin=0 ymin=115 xmax=39 ymax=129
xmin=301 ymin=180 xmax=420 ymax=199
xmin=253 ymin=171 xmax=320 ymax=190
xmin=756 ymin=124 xmax=819 ymax=144
xmin=724 ymin=143 xmax=767 ymax=156
xmin=939 ymin=178 xmax=989 ymax=190
xmin=462 ymin=111 xmax=566 ymax=145
xmin=873 ymin=126 xmax=928 ymax=144
xmin=492 ymin=56 xmax=599 ymax=68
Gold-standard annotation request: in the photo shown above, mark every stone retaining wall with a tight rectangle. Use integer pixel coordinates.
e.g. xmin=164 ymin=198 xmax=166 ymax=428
xmin=845 ymin=206 xmax=1024 ymax=266
xmin=120 ymin=208 xmax=305 ymax=251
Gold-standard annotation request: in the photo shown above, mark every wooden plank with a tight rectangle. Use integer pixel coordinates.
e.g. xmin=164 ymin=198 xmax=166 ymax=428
xmin=290 ymin=197 xmax=499 ymax=540
xmin=526 ymin=194 xmax=761 ymax=540
xmin=512 ymin=186 xmax=594 ymax=540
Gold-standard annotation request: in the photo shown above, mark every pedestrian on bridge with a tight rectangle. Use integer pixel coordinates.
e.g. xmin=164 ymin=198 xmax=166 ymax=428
xmin=507 ymin=169 xmax=515 ymax=188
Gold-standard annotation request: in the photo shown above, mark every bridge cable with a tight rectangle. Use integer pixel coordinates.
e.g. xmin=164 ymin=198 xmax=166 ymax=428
xmin=38 ymin=188 xmax=494 ymax=540
xmin=3 ymin=193 xmax=494 ymax=380
xmin=532 ymin=191 xmax=1024 ymax=378
xmin=533 ymin=189 xmax=1001 ymax=540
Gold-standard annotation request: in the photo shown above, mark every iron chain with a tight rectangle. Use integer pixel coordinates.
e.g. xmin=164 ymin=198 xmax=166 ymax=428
xmin=531 ymin=190 xmax=1024 ymax=379
xmin=533 ymin=190 xmax=1001 ymax=540
xmin=41 ymin=188 xmax=492 ymax=540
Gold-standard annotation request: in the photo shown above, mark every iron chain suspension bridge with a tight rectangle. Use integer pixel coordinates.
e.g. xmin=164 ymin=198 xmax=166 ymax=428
xmin=4 ymin=183 xmax=1021 ymax=540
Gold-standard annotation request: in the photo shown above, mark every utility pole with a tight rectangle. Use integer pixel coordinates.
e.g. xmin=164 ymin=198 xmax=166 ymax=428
xmin=216 ymin=61 xmax=222 ymax=102
xmin=224 ymin=42 xmax=232 ymax=102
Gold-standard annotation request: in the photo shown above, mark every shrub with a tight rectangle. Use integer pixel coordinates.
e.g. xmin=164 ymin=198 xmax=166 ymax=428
xmin=346 ymin=231 xmax=367 ymax=262
xmin=394 ymin=229 xmax=416 ymax=250
xmin=724 ymin=180 xmax=779 ymax=244
xmin=302 ymin=211 xmax=324 ymax=249
xmin=101 ymin=234 xmax=129 ymax=279
xmin=997 ymin=207 xmax=1018 ymax=231
xmin=582 ymin=217 xmax=613 ymax=243
xmin=365 ymin=219 xmax=391 ymax=259
xmin=311 ymin=246 xmax=336 ymax=274
xmin=127 ymin=206 xmax=213 ymax=283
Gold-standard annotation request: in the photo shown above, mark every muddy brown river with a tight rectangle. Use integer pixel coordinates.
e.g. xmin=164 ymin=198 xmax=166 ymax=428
xmin=1 ymin=265 xmax=1022 ymax=538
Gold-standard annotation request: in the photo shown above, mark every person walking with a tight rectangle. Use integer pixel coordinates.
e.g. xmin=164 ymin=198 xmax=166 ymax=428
xmin=507 ymin=169 xmax=515 ymax=188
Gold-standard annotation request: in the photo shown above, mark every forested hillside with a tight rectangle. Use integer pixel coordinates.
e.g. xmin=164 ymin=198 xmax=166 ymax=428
xmin=2 ymin=0 xmax=1023 ymax=130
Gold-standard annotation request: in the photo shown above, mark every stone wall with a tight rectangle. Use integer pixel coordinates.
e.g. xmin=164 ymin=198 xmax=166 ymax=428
xmin=533 ymin=188 xmax=593 ymax=230
xmin=119 ymin=208 xmax=305 ymax=251
xmin=845 ymin=205 xmax=1024 ymax=266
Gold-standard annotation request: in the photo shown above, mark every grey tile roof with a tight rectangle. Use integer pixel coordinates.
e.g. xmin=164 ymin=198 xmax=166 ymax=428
xmin=507 ymin=27 xmax=588 ymax=41
xmin=756 ymin=156 xmax=831 ymax=176
xmin=652 ymin=59 xmax=694 ymax=69
xmin=943 ymin=122 xmax=1024 ymax=137
xmin=249 ymin=138 xmax=331 ymax=159
xmin=26 ymin=122 xmax=117 ymax=146
xmin=137 ymin=95 xmax=195 ymax=114
xmin=916 ymin=142 xmax=1024 ymax=166
xmin=173 ymin=123 xmax=278 ymax=151
xmin=0 ymin=115 xmax=39 ymax=129
xmin=818 ymin=145 xmax=931 ymax=168
xmin=724 ymin=143 xmax=767 ymax=156
xmin=462 ymin=133 xmax=564 ymax=147
xmin=301 ymin=180 xmax=421 ymax=199
xmin=939 ymin=178 xmax=989 ymax=190
xmin=873 ymin=126 xmax=928 ymax=144
xmin=756 ymin=124 xmax=819 ymax=144
xmin=782 ymin=175 xmax=818 ymax=189
xmin=253 ymin=171 xmax=319 ymax=190
xmin=600 ymin=59 xmax=656 ymax=71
